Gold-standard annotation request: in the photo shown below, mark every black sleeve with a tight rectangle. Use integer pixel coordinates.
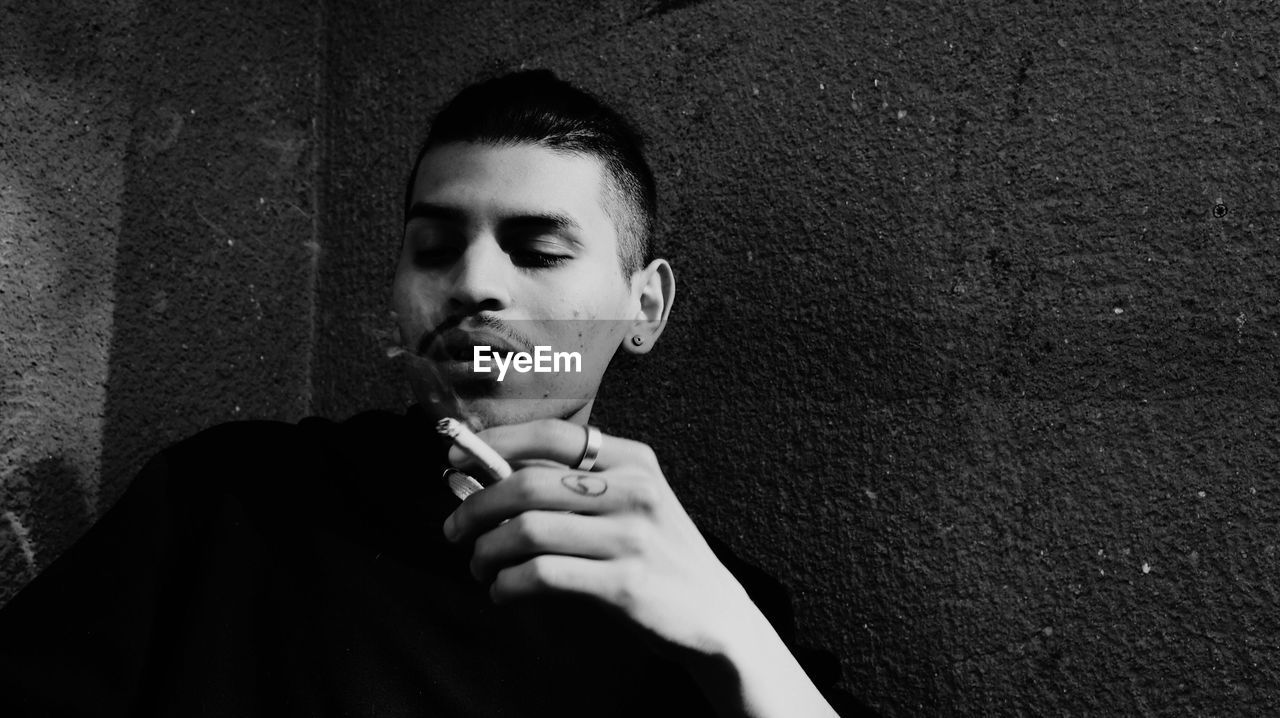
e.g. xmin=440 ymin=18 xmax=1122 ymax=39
xmin=704 ymin=534 xmax=881 ymax=718
xmin=0 ymin=449 xmax=184 ymax=717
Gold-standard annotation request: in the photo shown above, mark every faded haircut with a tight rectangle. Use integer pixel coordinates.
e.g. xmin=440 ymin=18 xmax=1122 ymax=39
xmin=405 ymin=69 xmax=657 ymax=276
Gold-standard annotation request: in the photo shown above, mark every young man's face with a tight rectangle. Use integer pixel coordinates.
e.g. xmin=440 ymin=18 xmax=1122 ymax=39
xmin=393 ymin=141 xmax=644 ymax=429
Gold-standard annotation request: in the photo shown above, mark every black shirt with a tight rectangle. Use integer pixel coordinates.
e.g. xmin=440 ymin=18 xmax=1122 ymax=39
xmin=0 ymin=408 xmax=874 ymax=716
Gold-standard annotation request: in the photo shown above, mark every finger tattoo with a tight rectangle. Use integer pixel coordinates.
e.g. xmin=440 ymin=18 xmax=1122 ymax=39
xmin=561 ymin=473 xmax=608 ymax=497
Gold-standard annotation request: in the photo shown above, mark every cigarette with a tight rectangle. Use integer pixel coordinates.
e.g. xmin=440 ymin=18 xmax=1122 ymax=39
xmin=435 ymin=417 xmax=513 ymax=483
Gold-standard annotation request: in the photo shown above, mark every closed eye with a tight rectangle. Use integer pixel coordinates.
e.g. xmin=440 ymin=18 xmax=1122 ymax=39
xmin=509 ymin=248 xmax=571 ymax=268
xmin=499 ymin=214 xmax=581 ymax=270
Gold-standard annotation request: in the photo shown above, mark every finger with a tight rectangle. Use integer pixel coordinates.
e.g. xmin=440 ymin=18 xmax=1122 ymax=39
xmin=489 ymin=554 xmax=636 ymax=610
xmin=446 ymin=419 xmax=658 ymax=474
xmin=469 ymin=511 xmax=641 ymax=582
xmin=445 ymin=466 xmax=659 ymax=542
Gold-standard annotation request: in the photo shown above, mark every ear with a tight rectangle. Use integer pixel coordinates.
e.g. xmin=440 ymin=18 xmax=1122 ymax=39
xmin=621 ymin=258 xmax=675 ymax=355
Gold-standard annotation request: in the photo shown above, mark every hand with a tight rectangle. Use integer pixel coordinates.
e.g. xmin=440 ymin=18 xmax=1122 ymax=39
xmin=442 ymin=419 xmax=840 ymax=718
xmin=442 ymin=419 xmax=752 ymax=657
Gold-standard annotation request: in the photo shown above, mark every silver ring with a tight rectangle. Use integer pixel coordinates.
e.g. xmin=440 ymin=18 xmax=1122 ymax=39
xmin=575 ymin=425 xmax=602 ymax=471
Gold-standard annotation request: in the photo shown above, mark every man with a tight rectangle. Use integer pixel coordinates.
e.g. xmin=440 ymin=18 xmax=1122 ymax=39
xmin=0 ymin=70 xmax=871 ymax=716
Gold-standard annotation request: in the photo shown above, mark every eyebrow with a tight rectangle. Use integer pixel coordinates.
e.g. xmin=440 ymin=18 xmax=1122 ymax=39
xmin=405 ymin=202 xmax=583 ymax=241
xmin=499 ymin=213 xmax=582 ymax=241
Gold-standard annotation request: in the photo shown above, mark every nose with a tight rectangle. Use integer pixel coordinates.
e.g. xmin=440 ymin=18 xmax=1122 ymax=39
xmin=446 ymin=236 xmax=512 ymax=314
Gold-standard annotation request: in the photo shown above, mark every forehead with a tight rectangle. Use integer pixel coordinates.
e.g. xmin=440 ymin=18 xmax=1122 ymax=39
xmin=410 ymin=142 xmax=616 ymax=236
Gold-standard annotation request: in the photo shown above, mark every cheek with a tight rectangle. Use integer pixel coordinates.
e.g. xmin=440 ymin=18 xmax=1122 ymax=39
xmin=390 ymin=275 xmax=415 ymax=323
xmin=545 ymin=293 xmax=629 ymax=347
xmin=547 ymin=308 xmax=629 ymax=377
xmin=391 ymin=272 xmax=441 ymax=336
xmin=547 ymin=270 xmax=632 ymax=319
xmin=390 ymin=258 xmax=413 ymax=302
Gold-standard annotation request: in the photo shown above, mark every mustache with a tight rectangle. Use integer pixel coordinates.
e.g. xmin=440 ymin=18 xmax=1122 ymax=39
xmin=415 ymin=314 xmax=535 ymax=357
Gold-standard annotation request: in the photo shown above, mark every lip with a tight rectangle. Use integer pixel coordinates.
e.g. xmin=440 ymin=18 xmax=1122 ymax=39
xmin=427 ymin=329 xmax=525 ymax=362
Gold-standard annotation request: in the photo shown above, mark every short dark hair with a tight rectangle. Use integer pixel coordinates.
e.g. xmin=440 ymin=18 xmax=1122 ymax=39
xmin=405 ymin=70 xmax=657 ymax=276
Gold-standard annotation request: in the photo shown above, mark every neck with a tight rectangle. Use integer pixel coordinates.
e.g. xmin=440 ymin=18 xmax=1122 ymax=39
xmin=564 ymin=398 xmax=595 ymax=426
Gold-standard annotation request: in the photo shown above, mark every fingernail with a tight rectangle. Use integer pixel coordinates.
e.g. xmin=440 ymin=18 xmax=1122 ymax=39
xmin=443 ymin=513 xmax=458 ymax=541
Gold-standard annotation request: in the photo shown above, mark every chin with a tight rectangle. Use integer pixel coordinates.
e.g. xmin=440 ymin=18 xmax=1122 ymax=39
xmin=458 ymin=396 xmax=592 ymax=430
xmin=404 ymin=361 xmax=601 ymax=429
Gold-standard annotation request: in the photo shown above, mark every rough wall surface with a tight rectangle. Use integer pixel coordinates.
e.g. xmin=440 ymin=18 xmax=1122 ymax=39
xmin=0 ymin=0 xmax=321 ymax=602
xmin=4 ymin=0 xmax=1280 ymax=714
xmin=1 ymin=0 xmax=134 ymax=600
xmin=99 ymin=0 xmax=321 ymax=502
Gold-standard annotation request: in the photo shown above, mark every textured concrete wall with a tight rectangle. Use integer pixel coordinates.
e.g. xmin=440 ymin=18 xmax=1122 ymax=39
xmin=5 ymin=0 xmax=1280 ymax=715
xmin=1 ymin=0 xmax=320 ymax=599
xmin=99 ymin=0 xmax=320 ymax=495
xmin=1 ymin=0 xmax=134 ymax=593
